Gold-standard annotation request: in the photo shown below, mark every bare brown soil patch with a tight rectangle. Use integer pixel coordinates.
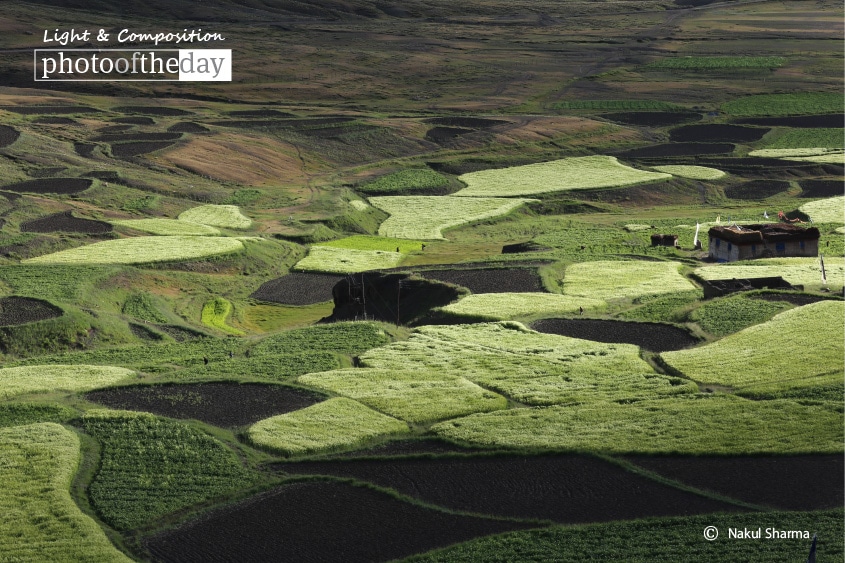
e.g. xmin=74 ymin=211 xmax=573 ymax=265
xmin=0 ymin=126 xmax=20 ymax=148
xmin=111 ymin=141 xmax=177 ymax=158
xmin=2 ymin=178 xmax=92 ymax=194
xmin=85 ymin=382 xmax=325 ymax=427
xmin=167 ymin=122 xmax=209 ymax=133
xmin=32 ymin=117 xmax=78 ymax=125
xmin=20 ymin=211 xmax=112 ymax=234
xmin=800 ymin=179 xmax=843 ymax=198
xmin=113 ymin=116 xmax=155 ymax=125
xmin=0 ymin=296 xmax=62 ymax=326
xmin=114 ymin=106 xmax=192 ymax=116
xmin=250 ymin=273 xmax=343 ymax=305
xmin=418 ymin=268 xmax=544 ymax=294
xmin=724 ymin=180 xmax=790 ymax=200
xmin=669 ymin=124 xmax=769 ymax=143
xmin=531 ymin=318 xmax=699 ymax=352
xmin=624 ymin=455 xmax=843 ymax=510
xmin=144 ymin=481 xmax=534 ymax=563
xmin=0 ymin=105 xmax=100 ymax=114
xmin=74 ymin=142 xmax=96 ymax=157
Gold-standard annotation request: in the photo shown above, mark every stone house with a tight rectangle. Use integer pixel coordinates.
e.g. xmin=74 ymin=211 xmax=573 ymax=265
xmin=707 ymin=223 xmax=820 ymax=262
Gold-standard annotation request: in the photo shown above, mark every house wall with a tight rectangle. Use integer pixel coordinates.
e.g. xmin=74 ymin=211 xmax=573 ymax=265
xmin=709 ymin=237 xmax=818 ymax=262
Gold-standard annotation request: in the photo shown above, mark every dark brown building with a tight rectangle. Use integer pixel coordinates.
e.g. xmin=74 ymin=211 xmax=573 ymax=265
xmin=708 ymin=223 xmax=819 ymax=262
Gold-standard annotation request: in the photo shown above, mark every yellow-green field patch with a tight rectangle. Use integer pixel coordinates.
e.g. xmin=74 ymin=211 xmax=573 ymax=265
xmin=563 ymin=260 xmax=697 ymax=301
xmin=651 ymin=165 xmax=726 ymax=180
xmin=294 ymin=246 xmax=403 ymax=274
xmin=23 ymin=236 xmax=244 ymax=265
xmin=0 ymin=365 xmax=135 ymax=399
xmin=696 ymin=257 xmax=845 ymax=289
xmin=111 ymin=218 xmax=221 ymax=236
xmin=177 ymin=204 xmax=253 ymax=229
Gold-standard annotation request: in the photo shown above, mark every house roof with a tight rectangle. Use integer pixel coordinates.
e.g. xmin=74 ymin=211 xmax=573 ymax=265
xmin=708 ymin=223 xmax=820 ymax=245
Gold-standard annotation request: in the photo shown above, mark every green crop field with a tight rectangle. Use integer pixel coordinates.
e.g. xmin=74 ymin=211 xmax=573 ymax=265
xmin=0 ymin=265 xmax=116 ymax=301
xmin=646 ymin=56 xmax=785 ymax=70
xmin=651 ymin=165 xmax=726 ymax=180
xmin=84 ymin=410 xmax=258 ymax=530
xmin=689 ymin=294 xmax=791 ymax=336
xmin=722 ymin=92 xmax=843 ymax=116
xmin=111 ymin=218 xmax=221 ymax=236
xmin=201 ymin=297 xmax=245 ymax=336
xmin=250 ymin=322 xmax=391 ymax=357
xmin=177 ymin=205 xmax=253 ymax=229
xmin=23 ymin=236 xmax=245 ymax=265
xmin=749 ymin=148 xmax=842 ymax=158
xmin=0 ymin=365 xmax=135 ymax=399
xmin=293 ymin=246 xmax=404 ymax=273
xmin=316 ymin=234 xmax=426 ymax=253
xmin=161 ymin=352 xmax=340 ymax=383
xmin=370 ymin=196 xmax=531 ymax=239
xmin=122 ymin=293 xmax=169 ymax=323
xmin=786 ymin=153 xmax=845 ymax=164
xmin=432 ymin=395 xmax=843 ymax=454
xmin=563 ymin=261 xmax=698 ymax=301
xmin=298 ymin=368 xmax=506 ymax=423
xmin=618 ymin=291 xmax=703 ymax=323
xmin=358 ymin=169 xmax=449 ymax=194
xmin=551 ymin=100 xmax=679 ymax=110
xmin=764 ymin=128 xmax=844 ymax=149
xmin=662 ymin=301 xmax=844 ymax=393
xmin=358 ymin=323 xmax=694 ymax=406
xmin=454 ymin=156 xmax=670 ymax=197
xmin=439 ymin=292 xmax=605 ymax=320
xmin=246 ymin=397 xmax=409 ymax=456
xmin=0 ymin=423 xmax=132 ymax=562
xmin=0 ymin=403 xmax=76 ymax=427
xmin=696 ymin=257 xmax=845 ymax=289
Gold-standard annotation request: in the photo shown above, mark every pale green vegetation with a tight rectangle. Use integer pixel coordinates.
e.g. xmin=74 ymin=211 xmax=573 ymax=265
xmin=432 ymin=395 xmax=842 ymax=454
xmin=83 ymin=410 xmax=258 ymax=530
xmin=23 ymin=236 xmax=244 ymax=265
xmin=0 ymin=365 xmax=135 ymax=399
xmin=294 ymin=246 xmax=403 ymax=273
xmin=201 ymin=297 xmax=245 ymax=336
xmin=722 ymin=92 xmax=843 ymax=116
xmin=369 ymin=196 xmax=531 ymax=239
xmin=562 ymin=261 xmax=698 ymax=301
xmin=624 ymin=224 xmax=653 ymax=232
xmin=298 ymin=368 xmax=507 ymax=423
xmin=662 ymin=301 xmax=844 ymax=394
xmin=764 ymin=128 xmax=843 ymax=149
xmin=358 ymin=323 xmax=694 ymax=406
xmin=651 ymin=165 xmax=725 ymax=180
xmin=749 ymin=148 xmax=842 ymax=157
xmin=0 ymin=423 xmax=132 ymax=562
xmin=349 ymin=200 xmax=368 ymax=211
xmin=551 ymin=100 xmax=679 ymax=110
xmin=316 ymin=234 xmax=426 ymax=253
xmin=110 ymin=218 xmax=221 ymax=236
xmin=251 ymin=322 xmax=391 ymax=357
xmin=177 ymin=204 xmax=253 ymax=229
xmin=358 ymin=169 xmax=449 ymax=195
xmin=647 ymin=56 xmax=785 ymax=70
xmin=246 ymin=397 xmax=409 ymax=456
xmin=122 ymin=293 xmax=169 ymax=323
xmin=455 ymin=156 xmax=670 ymax=197
xmin=439 ymin=292 xmax=605 ymax=320
xmin=696 ymin=257 xmax=845 ymax=288
xmin=785 ymin=153 xmax=845 ymax=164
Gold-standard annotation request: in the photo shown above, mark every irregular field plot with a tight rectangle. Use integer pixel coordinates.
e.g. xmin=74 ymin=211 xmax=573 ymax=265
xmin=358 ymin=169 xmax=449 ymax=194
xmin=800 ymin=196 xmax=845 ymax=223
xmin=668 ymin=124 xmax=768 ymax=143
xmin=689 ymin=295 xmax=791 ymax=336
xmin=162 ymin=352 xmax=340 ymax=383
xmin=0 ymin=296 xmax=62 ymax=326
xmin=764 ymin=128 xmax=843 ymax=149
xmin=0 ymin=423 xmax=132 ymax=562
xmin=84 ymin=410 xmax=257 ymax=530
xmin=562 ymin=260 xmax=697 ymax=301
xmin=651 ymin=165 xmax=725 ymax=180
xmin=2 ymin=178 xmax=92 ymax=194
xmin=316 ymin=234 xmax=427 ymax=253
xmin=111 ymin=218 xmax=220 ymax=236
xmin=800 ymin=179 xmax=844 ymax=198
xmin=145 ymin=481 xmax=533 ymax=563
xmin=749 ymin=148 xmax=841 ymax=158
xmin=646 ymin=56 xmax=785 ymax=70
xmin=455 ymin=156 xmax=670 ymax=197
xmin=250 ymin=272 xmax=343 ymax=305
xmin=23 ymin=236 xmax=244 ymax=265
xmin=239 ymin=302 xmax=335 ymax=332
xmin=359 ymin=323 xmax=693 ymax=406
xmin=695 ymin=257 xmax=845 ymax=289
xmin=531 ymin=318 xmax=698 ymax=352
xmin=201 ymin=297 xmax=245 ymax=336
xmin=0 ymin=364 xmax=134 ymax=400
xmin=440 ymin=292 xmax=605 ymax=321
xmin=177 ymin=204 xmax=252 ymax=229
xmin=724 ymin=179 xmax=790 ymax=199
xmin=251 ymin=322 xmax=390 ymax=357
xmin=21 ymin=211 xmax=113 ymax=234
xmin=85 ymin=382 xmax=326 ymax=427
xmin=616 ymin=143 xmax=734 ymax=158
xmin=298 ymin=368 xmax=507 ymax=423
xmin=111 ymin=141 xmax=176 ymax=157
xmin=247 ymin=397 xmax=409 ymax=456
xmin=0 ymin=403 xmax=76 ymax=427
xmin=281 ymin=454 xmax=741 ymax=523
xmin=294 ymin=246 xmax=403 ymax=274
xmin=432 ymin=395 xmax=843 ymax=454
xmin=0 ymin=125 xmax=20 ymax=147
xmin=625 ymin=455 xmax=843 ymax=511
xmin=370 ymin=196 xmax=531 ymax=240
xmin=419 ymin=268 xmax=544 ymax=294
xmin=722 ymin=92 xmax=843 ymax=116
xmin=661 ymin=301 xmax=844 ymax=393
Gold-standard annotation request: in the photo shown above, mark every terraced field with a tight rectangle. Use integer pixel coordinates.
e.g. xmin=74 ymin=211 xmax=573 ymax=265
xmin=23 ymin=236 xmax=244 ymax=264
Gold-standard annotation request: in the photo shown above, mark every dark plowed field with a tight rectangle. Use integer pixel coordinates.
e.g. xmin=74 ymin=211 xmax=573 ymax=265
xmin=800 ymin=179 xmax=843 ymax=198
xmin=0 ymin=296 xmax=62 ymax=326
xmin=111 ymin=141 xmax=177 ymax=157
xmin=724 ymin=179 xmax=791 ymax=200
xmin=2 ymin=178 xmax=92 ymax=194
xmin=418 ymin=268 xmax=544 ymax=294
xmin=209 ymin=117 xmax=355 ymax=129
xmin=669 ymin=124 xmax=769 ymax=143
xmin=84 ymin=383 xmax=325 ymax=427
xmin=625 ymin=455 xmax=843 ymax=510
xmin=424 ymin=117 xmax=508 ymax=128
xmin=94 ymin=132 xmax=182 ymax=142
xmin=601 ymin=111 xmax=701 ymax=127
xmin=754 ymin=292 xmax=832 ymax=306
xmin=145 ymin=481 xmax=533 ymax=563
xmin=32 ymin=117 xmax=78 ymax=125
xmin=277 ymin=455 xmax=742 ymax=524
xmin=20 ymin=211 xmax=112 ymax=234
xmin=0 ymin=125 xmax=20 ymax=148
xmin=74 ymin=142 xmax=96 ymax=157
xmin=250 ymin=273 xmax=343 ymax=305
xmin=96 ymin=125 xmax=133 ymax=133
xmin=327 ymin=438 xmax=482 ymax=459
xmin=227 ymin=109 xmax=295 ymax=117
xmin=167 ymin=122 xmax=209 ymax=133
xmin=734 ymin=114 xmax=843 ymax=128
xmin=530 ymin=318 xmax=698 ymax=352
xmin=114 ymin=106 xmax=192 ymax=116
xmin=696 ymin=157 xmax=837 ymax=178
xmin=617 ymin=143 xmax=734 ymax=158
xmin=0 ymin=105 xmax=100 ymax=114
xmin=113 ymin=116 xmax=155 ymax=125
xmin=426 ymin=126 xmax=474 ymax=144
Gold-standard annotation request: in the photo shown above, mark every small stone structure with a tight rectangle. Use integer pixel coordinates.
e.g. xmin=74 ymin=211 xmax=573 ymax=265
xmin=651 ymin=234 xmax=679 ymax=247
xmin=708 ymin=223 xmax=819 ymax=262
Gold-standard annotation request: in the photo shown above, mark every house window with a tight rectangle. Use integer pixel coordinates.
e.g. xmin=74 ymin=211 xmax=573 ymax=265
xmin=727 ymin=242 xmax=732 ymax=251
xmin=776 ymin=242 xmax=785 ymax=253
xmin=800 ymin=241 xmax=805 ymax=250
xmin=715 ymin=239 xmax=721 ymax=248
xmin=751 ymin=244 xmax=756 ymax=255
